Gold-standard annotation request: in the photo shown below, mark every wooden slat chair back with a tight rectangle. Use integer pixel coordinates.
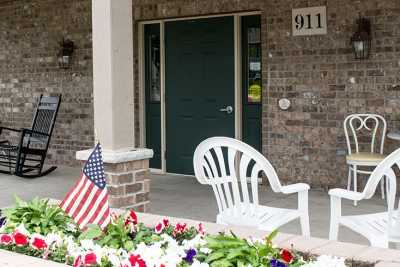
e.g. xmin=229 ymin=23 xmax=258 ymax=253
xmin=329 ymin=148 xmax=400 ymax=248
xmin=193 ymin=136 xmax=311 ymax=236
xmin=28 ymin=96 xmax=60 ymax=146
xmin=0 ymin=95 xmax=61 ymax=178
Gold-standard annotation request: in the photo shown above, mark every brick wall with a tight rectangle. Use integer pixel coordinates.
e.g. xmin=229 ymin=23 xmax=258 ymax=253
xmin=132 ymin=0 xmax=400 ymax=188
xmin=1 ymin=0 xmax=399 ymax=189
xmin=0 ymin=0 xmax=94 ymax=166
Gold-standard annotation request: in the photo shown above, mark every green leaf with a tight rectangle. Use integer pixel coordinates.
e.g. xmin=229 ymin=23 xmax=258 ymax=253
xmin=206 ymin=251 xmax=225 ymax=263
xmin=79 ymin=224 xmax=103 ymax=241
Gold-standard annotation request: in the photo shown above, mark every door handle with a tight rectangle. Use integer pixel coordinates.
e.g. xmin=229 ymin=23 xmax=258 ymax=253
xmin=219 ymin=106 xmax=233 ymax=114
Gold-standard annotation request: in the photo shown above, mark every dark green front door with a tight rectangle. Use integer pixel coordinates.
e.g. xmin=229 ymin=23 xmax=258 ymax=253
xmin=165 ymin=17 xmax=235 ymax=174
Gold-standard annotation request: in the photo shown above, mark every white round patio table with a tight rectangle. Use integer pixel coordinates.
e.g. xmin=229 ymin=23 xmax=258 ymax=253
xmin=387 ymin=131 xmax=400 ymax=141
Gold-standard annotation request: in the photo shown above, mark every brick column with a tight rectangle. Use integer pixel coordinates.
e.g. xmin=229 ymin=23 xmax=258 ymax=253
xmin=77 ymin=148 xmax=153 ymax=212
xmin=105 ymin=159 xmax=151 ymax=211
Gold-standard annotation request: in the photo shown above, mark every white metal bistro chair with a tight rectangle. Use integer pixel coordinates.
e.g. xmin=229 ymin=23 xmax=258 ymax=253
xmin=344 ymin=114 xmax=387 ymax=205
xmin=329 ymin=148 xmax=400 ymax=248
xmin=193 ymin=137 xmax=310 ymax=236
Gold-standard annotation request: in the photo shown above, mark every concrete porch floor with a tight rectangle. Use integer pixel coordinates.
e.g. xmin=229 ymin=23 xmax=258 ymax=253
xmin=0 ymin=167 xmax=392 ymax=247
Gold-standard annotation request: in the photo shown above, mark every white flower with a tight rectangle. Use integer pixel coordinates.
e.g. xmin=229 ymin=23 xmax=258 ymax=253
xmin=302 ymin=255 xmax=347 ymax=267
xmin=182 ymin=234 xmax=206 ymax=250
xmin=107 ymin=252 xmax=121 ymax=267
xmin=66 ymin=223 xmax=77 ymax=233
xmin=80 ymin=239 xmax=95 ymax=250
xmin=199 ymin=247 xmax=212 ymax=254
xmin=191 ymin=259 xmax=209 ymax=267
xmin=65 ymin=236 xmax=81 ymax=258
xmin=45 ymin=233 xmax=63 ymax=249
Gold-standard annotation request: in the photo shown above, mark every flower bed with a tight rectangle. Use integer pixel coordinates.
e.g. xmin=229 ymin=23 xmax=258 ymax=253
xmin=0 ymin=197 xmax=357 ymax=267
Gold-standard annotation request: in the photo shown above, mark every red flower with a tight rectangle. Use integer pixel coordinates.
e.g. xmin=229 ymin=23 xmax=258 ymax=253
xmin=160 ymin=264 xmax=166 ymax=267
xmin=73 ymin=256 xmax=82 ymax=267
xmin=125 ymin=210 xmax=138 ymax=226
xmin=197 ymin=223 xmax=206 ymax=235
xmin=129 ymin=254 xmax=146 ymax=267
xmin=173 ymin=223 xmax=187 ymax=236
xmin=162 ymin=218 xmax=169 ymax=227
xmin=0 ymin=234 xmax=12 ymax=245
xmin=280 ymin=249 xmax=294 ymax=263
xmin=13 ymin=232 xmax=28 ymax=247
xmin=84 ymin=252 xmax=97 ymax=266
xmin=31 ymin=237 xmax=47 ymax=250
xmin=155 ymin=222 xmax=164 ymax=234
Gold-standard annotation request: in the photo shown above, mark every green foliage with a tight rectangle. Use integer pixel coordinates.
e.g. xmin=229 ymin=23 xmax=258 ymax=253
xmin=81 ymin=214 xmax=155 ymax=251
xmin=204 ymin=230 xmax=294 ymax=267
xmin=4 ymin=196 xmax=74 ymax=235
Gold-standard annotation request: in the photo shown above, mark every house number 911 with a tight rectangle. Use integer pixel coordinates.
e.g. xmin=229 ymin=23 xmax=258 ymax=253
xmin=292 ymin=6 xmax=327 ymax=36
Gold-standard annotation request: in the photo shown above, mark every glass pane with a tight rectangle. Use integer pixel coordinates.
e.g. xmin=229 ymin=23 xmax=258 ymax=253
xmin=149 ymin=34 xmax=161 ymax=102
xmin=247 ymin=27 xmax=261 ymax=103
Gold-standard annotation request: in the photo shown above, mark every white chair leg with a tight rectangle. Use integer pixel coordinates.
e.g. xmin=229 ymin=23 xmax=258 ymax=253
xmin=347 ymin=166 xmax=352 ymax=190
xmin=329 ymin=195 xmax=341 ymax=241
xmin=353 ymin=165 xmax=358 ymax=206
xmin=380 ymin=177 xmax=385 ymax=199
xmin=298 ymin=190 xmax=310 ymax=237
xmin=385 ymin=176 xmax=389 ymax=201
xmin=370 ymin=238 xmax=389 ymax=249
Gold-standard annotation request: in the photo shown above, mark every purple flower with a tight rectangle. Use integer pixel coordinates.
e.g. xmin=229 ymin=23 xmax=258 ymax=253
xmin=184 ymin=248 xmax=197 ymax=264
xmin=0 ymin=210 xmax=6 ymax=228
xmin=270 ymin=259 xmax=287 ymax=267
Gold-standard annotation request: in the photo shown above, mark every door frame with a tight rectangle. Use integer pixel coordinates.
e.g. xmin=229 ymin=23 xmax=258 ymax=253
xmin=138 ymin=11 xmax=261 ymax=174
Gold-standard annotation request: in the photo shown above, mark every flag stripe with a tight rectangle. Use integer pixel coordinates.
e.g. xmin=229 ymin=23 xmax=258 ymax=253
xmin=99 ymin=207 xmax=111 ymax=229
xmin=63 ymin=176 xmax=88 ymax=214
xmin=92 ymin=199 xmax=110 ymax=226
xmin=71 ymin=182 xmax=95 ymax=219
xmin=68 ymin=179 xmax=92 ymax=217
xmin=80 ymin=189 xmax=108 ymax=227
xmin=85 ymin=191 xmax=109 ymax=226
xmin=60 ymin=175 xmax=86 ymax=211
xmin=75 ymin=186 xmax=102 ymax=224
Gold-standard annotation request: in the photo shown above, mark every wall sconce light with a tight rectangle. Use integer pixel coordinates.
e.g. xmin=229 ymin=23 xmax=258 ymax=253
xmin=350 ymin=16 xmax=371 ymax=60
xmin=58 ymin=39 xmax=75 ymax=69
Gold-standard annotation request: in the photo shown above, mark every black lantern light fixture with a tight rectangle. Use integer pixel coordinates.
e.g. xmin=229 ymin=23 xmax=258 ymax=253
xmin=58 ymin=38 xmax=75 ymax=69
xmin=350 ymin=16 xmax=372 ymax=60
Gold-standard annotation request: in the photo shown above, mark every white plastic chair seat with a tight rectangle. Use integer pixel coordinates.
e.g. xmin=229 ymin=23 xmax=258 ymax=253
xmin=329 ymin=148 xmax=400 ymax=248
xmin=340 ymin=211 xmax=399 ymax=245
xmin=217 ymin=204 xmax=301 ymax=231
xmin=346 ymin=152 xmax=386 ymax=165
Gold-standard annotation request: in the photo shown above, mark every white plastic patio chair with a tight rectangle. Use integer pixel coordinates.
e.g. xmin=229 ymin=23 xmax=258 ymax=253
xmin=193 ymin=137 xmax=310 ymax=236
xmin=344 ymin=114 xmax=387 ymax=205
xmin=329 ymin=148 xmax=400 ymax=248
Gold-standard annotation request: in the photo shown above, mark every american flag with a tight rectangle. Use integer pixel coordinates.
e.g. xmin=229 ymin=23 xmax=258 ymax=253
xmin=60 ymin=143 xmax=111 ymax=229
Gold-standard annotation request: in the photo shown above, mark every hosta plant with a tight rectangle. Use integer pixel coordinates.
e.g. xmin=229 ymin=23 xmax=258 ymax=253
xmin=3 ymin=196 xmax=76 ymax=236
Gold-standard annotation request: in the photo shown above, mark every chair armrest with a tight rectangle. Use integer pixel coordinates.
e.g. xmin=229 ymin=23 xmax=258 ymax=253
xmin=0 ymin=126 xmax=22 ymax=134
xmin=280 ymin=183 xmax=310 ymax=194
xmin=328 ymin=188 xmax=364 ymax=201
xmin=21 ymin=128 xmax=50 ymax=137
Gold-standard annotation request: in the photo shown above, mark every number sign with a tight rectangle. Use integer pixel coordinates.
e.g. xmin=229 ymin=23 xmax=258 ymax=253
xmin=292 ymin=6 xmax=327 ymax=36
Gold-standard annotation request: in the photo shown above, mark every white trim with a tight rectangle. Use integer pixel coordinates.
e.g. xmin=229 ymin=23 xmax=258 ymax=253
xmin=150 ymin=168 xmax=164 ymax=174
xmin=139 ymin=11 xmax=261 ymax=24
xmin=138 ymin=23 xmax=146 ymax=147
xmin=234 ymin=15 xmax=242 ymax=141
xmin=160 ymin=22 xmax=166 ymax=173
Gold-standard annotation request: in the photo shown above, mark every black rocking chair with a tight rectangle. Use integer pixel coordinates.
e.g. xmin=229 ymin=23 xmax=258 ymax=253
xmin=0 ymin=95 xmax=61 ymax=178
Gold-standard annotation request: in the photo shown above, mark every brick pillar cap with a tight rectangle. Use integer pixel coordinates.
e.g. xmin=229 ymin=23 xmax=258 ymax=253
xmin=76 ymin=147 xmax=153 ymax=163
